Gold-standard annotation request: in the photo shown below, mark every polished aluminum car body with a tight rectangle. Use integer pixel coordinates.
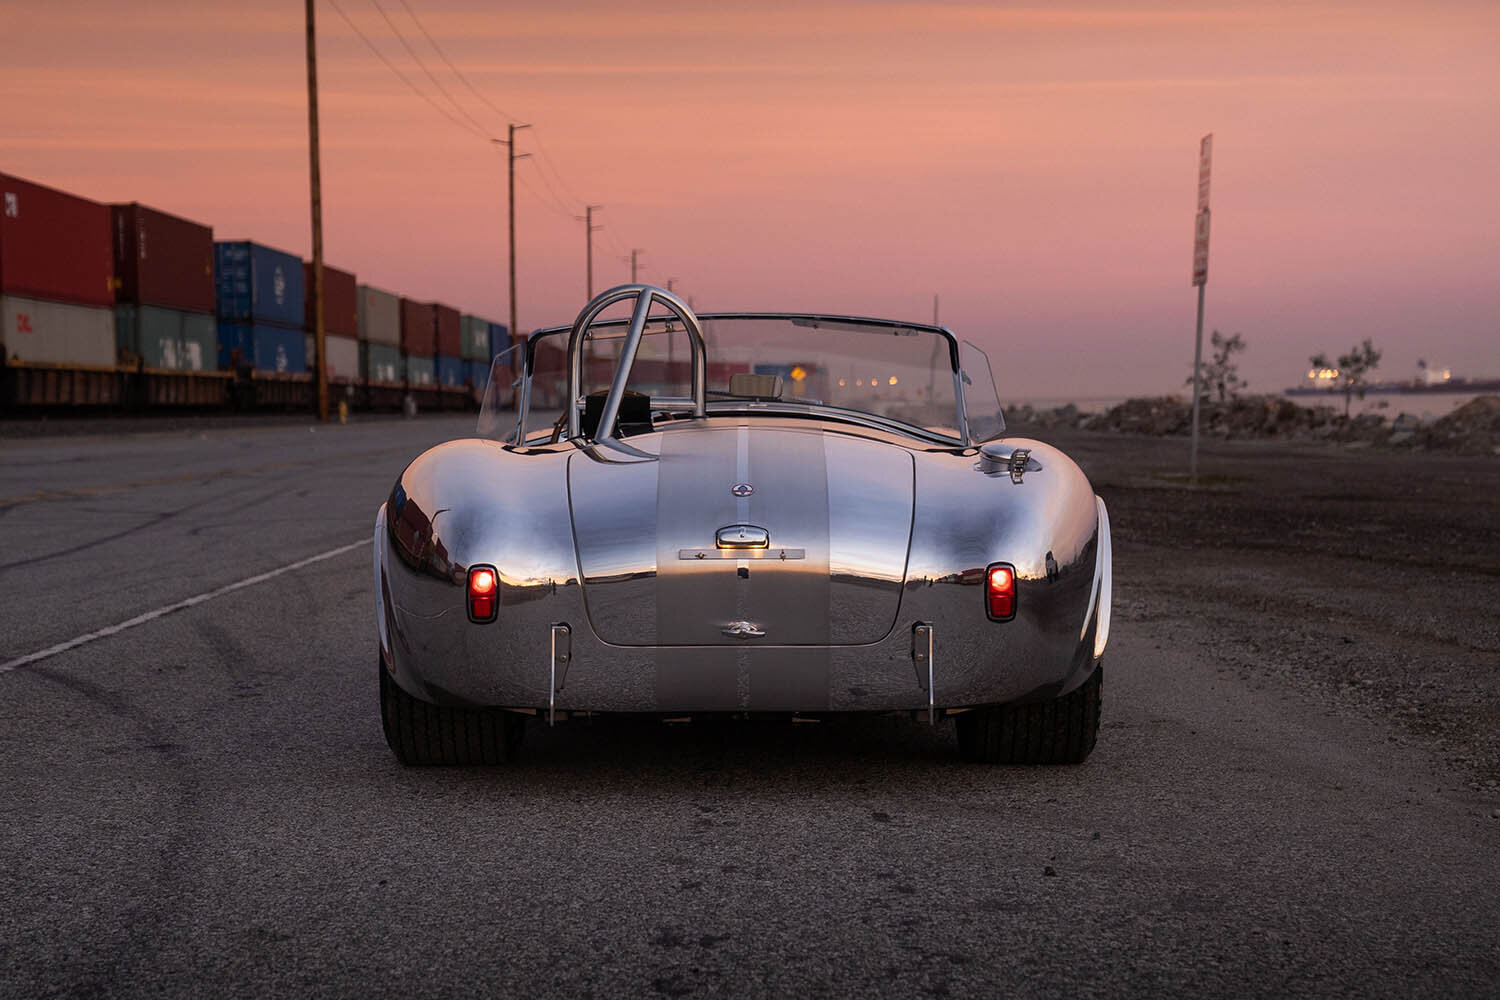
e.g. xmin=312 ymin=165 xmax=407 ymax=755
xmin=374 ymin=285 xmax=1111 ymax=725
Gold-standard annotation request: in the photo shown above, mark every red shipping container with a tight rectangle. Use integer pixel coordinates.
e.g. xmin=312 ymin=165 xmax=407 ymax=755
xmin=399 ymin=297 xmax=436 ymax=356
xmin=434 ymin=303 xmax=462 ymax=358
xmin=0 ymin=173 xmax=113 ymax=307
xmin=111 ymin=203 xmax=214 ymax=313
xmin=303 ymin=261 xmax=358 ymax=338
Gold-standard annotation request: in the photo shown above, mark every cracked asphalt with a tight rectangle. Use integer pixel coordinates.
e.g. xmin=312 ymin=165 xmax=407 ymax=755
xmin=1 ymin=414 xmax=1496 ymax=997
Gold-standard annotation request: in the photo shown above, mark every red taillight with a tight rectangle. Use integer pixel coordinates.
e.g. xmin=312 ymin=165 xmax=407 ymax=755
xmin=468 ymin=565 xmax=498 ymax=623
xmin=986 ymin=563 xmax=1016 ymax=621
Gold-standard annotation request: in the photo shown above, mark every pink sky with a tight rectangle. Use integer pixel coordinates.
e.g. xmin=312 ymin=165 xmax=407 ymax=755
xmin=4 ymin=0 xmax=1497 ymax=400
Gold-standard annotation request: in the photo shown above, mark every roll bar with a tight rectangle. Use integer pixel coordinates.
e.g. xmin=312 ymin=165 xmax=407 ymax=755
xmin=564 ymin=284 xmax=707 ymax=442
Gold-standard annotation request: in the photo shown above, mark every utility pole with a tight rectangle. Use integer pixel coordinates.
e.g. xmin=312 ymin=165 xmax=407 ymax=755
xmin=583 ymin=205 xmax=603 ymax=298
xmin=492 ymin=123 xmax=530 ymax=350
xmin=933 ymin=293 xmax=940 ymax=326
xmin=305 ymin=0 xmax=327 ymax=422
xmin=629 ymin=248 xmax=642 ymax=283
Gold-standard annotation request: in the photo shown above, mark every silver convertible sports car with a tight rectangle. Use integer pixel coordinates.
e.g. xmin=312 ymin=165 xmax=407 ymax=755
xmin=374 ymin=284 xmax=1111 ymax=765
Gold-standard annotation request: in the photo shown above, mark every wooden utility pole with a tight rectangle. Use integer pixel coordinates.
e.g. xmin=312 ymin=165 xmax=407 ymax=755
xmin=584 ymin=205 xmax=603 ymax=298
xmin=629 ymin=248 xmax=641 ymax=283
xmin=305 ymin=0 xmax=327 ymax=422
xmin=493 ymin=124 xmax=530 ymax=349
xmin=933 ymin=293 xmax=940 ymax=326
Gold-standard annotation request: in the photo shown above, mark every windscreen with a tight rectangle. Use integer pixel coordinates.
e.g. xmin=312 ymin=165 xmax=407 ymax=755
xmin=491 ymin=315 xmax=973 ymax=443
xmin=960 ymin=340 xmax=1005 ymax=441
xmin=696 ymin=318 xmax=962 ymax=438
xmin=475 ymin=345 xmax=521 ymax=440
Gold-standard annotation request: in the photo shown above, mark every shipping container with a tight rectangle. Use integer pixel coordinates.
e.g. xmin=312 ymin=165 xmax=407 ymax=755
xmin=0 ymin=173 xmax=113 ymax=307
xmin=303 ymin=262 xmax=358 ymax=338
xmin=300 ymin=332 xmax=359 ymax=381
xmin=487 ymin=322 xmax=509 ymax=363
xmin=115 ymin=305 xmax=215 ymax=371
xmin=111 ymin=203 xmax=214 ymax=313
xmin=358 ymin=284 xmax=400 ymax=345
xmin=436 ymin=355 xmax=464 ymax=388
xmin=214 ymin=241 xmax=304 ymax=327
xmin=361 ymin=341 xmax=404 ymax=384
xmin=399 ymin=298 xmax=437 ymax=356
xmin=460 ymin=315 xmax=489 ymax=361
xmin=405 ymin=355 xmax=436 ymax=386
xmin=2 ymin=294 xmax=115 ymax=367
xmin=217 ymin=322 xmax=307 ymax=374
xmin=434 ymin=304 xmax=462 ymax=358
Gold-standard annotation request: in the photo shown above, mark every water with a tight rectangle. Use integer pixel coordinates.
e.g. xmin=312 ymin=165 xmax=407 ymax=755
xmin=1009 ymin=395 xmax=1127 ymax=415
xmin=1281 ymin=390 xmax=1487 ymax=420
xmin=1008 ymin=391 xmax=1489 ymax=420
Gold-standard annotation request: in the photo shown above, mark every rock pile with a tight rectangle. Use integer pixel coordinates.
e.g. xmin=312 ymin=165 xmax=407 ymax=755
xmin=1414 ymin=395 xmax=1500 ymax=456
xmin=1004 ymin=402 xmax=1083 ymax=430
xmin=1009 ymin=394 xmax=1500 ymax=455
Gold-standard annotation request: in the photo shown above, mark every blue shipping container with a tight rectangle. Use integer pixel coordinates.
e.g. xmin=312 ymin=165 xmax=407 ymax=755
xmin=467 ymin=359 xmax=489 ymax=390
xmin=487 ymin=322 xmax=510 ymax=362
xmin=214 ymin=241 xmax=305 ymax=327
xmin=436 ymin=355 xmax=464 ymax=388
xmin=217 ymin=322 xmax=308 ymax=374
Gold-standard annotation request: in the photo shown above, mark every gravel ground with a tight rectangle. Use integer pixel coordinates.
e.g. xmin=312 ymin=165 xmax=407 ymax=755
xmin=1 ymin=414 xmax=1497 ymax=996
xmin=1014 ymin=420 xmax=1500 ymax=784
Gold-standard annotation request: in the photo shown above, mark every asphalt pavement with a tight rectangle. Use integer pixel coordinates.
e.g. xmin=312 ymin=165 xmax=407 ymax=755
xmin=1 ymin=415 xmax=1496 ymax=997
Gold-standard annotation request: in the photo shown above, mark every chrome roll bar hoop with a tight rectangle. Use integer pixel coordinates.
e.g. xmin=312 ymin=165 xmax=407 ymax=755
xmin=565 ymin=284 xmax=707 ymax=442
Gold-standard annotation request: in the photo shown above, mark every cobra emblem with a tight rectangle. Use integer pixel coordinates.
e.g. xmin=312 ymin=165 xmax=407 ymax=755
xmin=721 ymin=621 xmax=766 ymax=639
xmin=731 ymin=483 xmax=754 ymax=497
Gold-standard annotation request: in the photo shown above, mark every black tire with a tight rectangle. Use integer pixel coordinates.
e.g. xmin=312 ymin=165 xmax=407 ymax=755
xmin=955 ymin=666 xmax=1101 ymax=764
xmin=379 ymin=658 xmax=525 ymax=766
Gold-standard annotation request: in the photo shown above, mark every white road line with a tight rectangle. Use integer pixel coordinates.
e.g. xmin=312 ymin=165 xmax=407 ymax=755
xmin=0 ymin=539 xmax=371 ymax=675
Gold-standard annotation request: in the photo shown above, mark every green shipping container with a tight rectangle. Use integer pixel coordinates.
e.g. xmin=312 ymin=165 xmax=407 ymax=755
xmin=460 ymin=315 xmax=489 ymax=361
xmin=115 ymin=304 xmax=216 ymax=371
xmin=360 ymin=341 xmax=404 ymax=384
xmin=405 ymin=355 xmax=435 ymax=386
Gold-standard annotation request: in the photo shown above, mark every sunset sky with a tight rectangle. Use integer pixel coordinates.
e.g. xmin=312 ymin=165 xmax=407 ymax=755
xmin=4 ymin=0 xmax=1496 ymax=400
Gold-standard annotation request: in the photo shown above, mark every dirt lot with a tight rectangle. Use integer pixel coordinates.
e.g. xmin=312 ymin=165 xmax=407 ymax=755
xmin=1013 ymin=419 xmax=1500 ymax=785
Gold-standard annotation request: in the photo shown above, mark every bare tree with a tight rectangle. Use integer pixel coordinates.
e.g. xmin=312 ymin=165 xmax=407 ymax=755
xmin=1186 ymin=330 xmax=1247 ymax=403
xmin=1310 ymin=338 xmax=1381 ymax=418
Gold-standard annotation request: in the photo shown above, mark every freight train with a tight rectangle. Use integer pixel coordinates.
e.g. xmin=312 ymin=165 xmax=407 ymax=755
xmin=1 ymin=170 xmax=514 ymax=414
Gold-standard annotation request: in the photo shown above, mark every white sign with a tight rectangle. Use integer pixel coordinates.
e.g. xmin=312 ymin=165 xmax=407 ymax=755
xmin=1192 ymin=208 xmax=1210 ymax=287
xmin=1197 ymin=134 xmax=1213 ymax=213
xmin=1192 ymin=134 xmax=1213 ymax=286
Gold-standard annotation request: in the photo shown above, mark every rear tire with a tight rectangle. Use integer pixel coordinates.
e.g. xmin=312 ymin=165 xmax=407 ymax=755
xmin=955 ymin=666 xmax=1101 ymax=765
xmin=379 ymin=658 xmax=525 ymax=765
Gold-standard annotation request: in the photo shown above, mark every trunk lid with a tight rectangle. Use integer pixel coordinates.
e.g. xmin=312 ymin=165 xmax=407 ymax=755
xmin=569 ymin=424 xmax=914 ymax=646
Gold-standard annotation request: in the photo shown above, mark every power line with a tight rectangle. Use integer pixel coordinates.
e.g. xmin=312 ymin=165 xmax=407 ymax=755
xmin=529 ymin=129 xmax=588 ymax=208
xmin=524 ymin=152 xmax=584 ymax=219
xmin=386 ymin=3 xmax=600 ymax=229
xmin=368 ymin=0 xmax=489 ymax=135
xmin=326 ymin=0 xmax=486 ymax=139
xmin=511 ymin=151 xmax=577 ymax=219
xmin=374 ymin=2 xmax=613 ymax=249
xmin=395 ymin=0 xmax=522 ymax=124
xmin=514 ymin=172 xmax=576 ymax=221
xmin=332 ymin=0 xmax=661 ymax=290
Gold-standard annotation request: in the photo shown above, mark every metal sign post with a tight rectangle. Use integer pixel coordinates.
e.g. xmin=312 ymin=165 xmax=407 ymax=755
xmin=1190 ymin=133 xmax=1213 ymax=481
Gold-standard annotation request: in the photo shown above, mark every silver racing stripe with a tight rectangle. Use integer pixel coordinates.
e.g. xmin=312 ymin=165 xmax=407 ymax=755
xmin=652 ymin=425 xmax=834 ymax=711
